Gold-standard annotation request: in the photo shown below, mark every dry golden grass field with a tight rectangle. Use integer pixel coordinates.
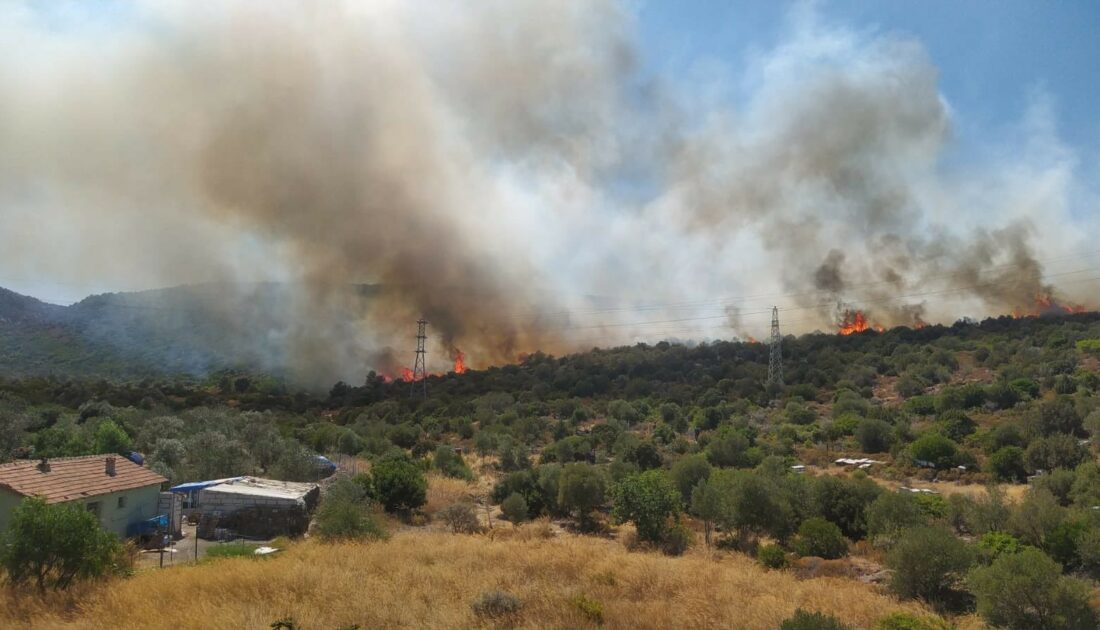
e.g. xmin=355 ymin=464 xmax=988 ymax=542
xmin=0 ymin=527 xmax=950 ymax=630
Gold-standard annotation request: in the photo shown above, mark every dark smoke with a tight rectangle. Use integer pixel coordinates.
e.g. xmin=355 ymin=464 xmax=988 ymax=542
xmin=0 ymin=1 xmax=1093 ymax=384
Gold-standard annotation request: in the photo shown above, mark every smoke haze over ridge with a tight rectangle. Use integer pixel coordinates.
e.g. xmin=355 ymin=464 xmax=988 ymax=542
xmin=0 ymin=1 xmax=1096 ymax=385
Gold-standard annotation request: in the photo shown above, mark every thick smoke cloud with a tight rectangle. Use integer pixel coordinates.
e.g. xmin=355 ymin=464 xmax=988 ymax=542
xmin=0 ymin=1 xmax=1094 ymax=385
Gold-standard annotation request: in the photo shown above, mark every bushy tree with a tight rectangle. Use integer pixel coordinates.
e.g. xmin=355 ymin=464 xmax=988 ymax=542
xmin=0 ymin=497 xmax=125 ymax=591
xmin=370 ymin=454 xmax=427 ymax=513
xmin=558 ymin=463 xmax=606 ymax=528
xmin=866 ymin=492 xmax=926 ymax=546
xmin=610 ymin=470 xmax=681 ymax=544
xmin=810 ymin=474 xmax=881 ymax=539
xmin=856 ymin=418 xmax=892 ymax=453
xmin=705 ymin=428 xmax=759 ymax=468
xmin=93 ymin=420 xmax=132 ymax=455
xmin=670 ymin=454 xmax=711 ymax=505
xmin=433 ymin=445 xmax=474 ymax=480
xmin=968 ymin=547 xmax=1096 ymax=630
xmin=887 ymin=526 xmax=974 ymax=609
xmin=314 ymin=478 xmax=386 ymax=541
xmin=794 ymin=517 xmax=847 ymax=559
xmin=1007 ymin=488 xmax=1064 ymax=546
xmin=1025 ymin=434 xmax=1087 ymax=472
xmin=500 ymin=492 xmax=529 ymax=527
xmin=986 ymin=446 xmax=1027 ymax=482
xmin=908 ymin=433 xmax=958 ymax=469
xmin=1033 ymin=396 xmax=1083 ymax=436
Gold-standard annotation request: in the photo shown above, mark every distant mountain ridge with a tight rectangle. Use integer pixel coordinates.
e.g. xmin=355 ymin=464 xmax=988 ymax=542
xmin=0 ymin=283 xmax=368 ymax=382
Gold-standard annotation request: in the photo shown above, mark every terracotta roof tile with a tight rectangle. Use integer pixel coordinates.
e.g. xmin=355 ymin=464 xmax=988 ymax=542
xmin=0 ymin=455 xmax=166 ymax=504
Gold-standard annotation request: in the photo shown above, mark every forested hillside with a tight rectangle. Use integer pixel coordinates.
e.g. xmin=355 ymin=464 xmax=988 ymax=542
xmin=3 ymin=311 xmax=1100 ymax=628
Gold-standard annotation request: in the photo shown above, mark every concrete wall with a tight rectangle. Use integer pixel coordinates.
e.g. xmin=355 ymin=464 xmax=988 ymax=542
xmin=0 ymin=489 xmax=21 ymax=533
xmin=0 ymin=484 xmax=163 ymax=538
xmin=197 ymin=490 xmax=302 ymax=515
xmin=78 ymin=484 xmax=163 ymax=538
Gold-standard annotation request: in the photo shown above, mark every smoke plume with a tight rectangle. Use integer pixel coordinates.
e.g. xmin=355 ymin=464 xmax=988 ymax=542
xmin=0 ymin=1 xmax=1095 ymax=385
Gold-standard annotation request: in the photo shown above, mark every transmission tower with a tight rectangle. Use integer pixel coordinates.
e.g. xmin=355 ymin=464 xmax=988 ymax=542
xmin=767 ymin=306 xmax=784 ymax=388
xmin=411 ymin=319 xmax=428 ymax=399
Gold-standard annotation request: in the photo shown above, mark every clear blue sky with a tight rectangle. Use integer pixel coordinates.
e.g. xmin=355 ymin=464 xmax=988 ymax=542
xmin=636 ymin=0 xmax=1100 ymax=162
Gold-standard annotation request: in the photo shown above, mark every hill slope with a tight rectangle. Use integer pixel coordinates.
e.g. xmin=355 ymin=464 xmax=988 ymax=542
xmin=0 ymin=531 xmax=937 ymax=630
xmin=0 ymin=283 xmax=380 ymax=383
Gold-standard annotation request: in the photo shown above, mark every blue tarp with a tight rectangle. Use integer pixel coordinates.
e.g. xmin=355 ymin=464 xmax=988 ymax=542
xmin=169 ymin=477 xmax=245 ymax=494
xmin=314 ymin=455 xmax=337 ymax=476
xmin=126 ymin=451 xmax=145 ymax=466
xmin=127 ymin=513 xmax=168 ymax=537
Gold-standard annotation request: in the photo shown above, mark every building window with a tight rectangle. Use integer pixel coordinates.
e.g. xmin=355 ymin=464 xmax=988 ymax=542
xmin=86 ymin=502 xmax=101 ymax=518
xmin=117 ymin=496 xmax=127 ymax=509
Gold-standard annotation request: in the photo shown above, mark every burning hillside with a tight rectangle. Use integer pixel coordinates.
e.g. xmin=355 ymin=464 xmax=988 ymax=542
xmin=1 ymin=2 xmax=1097 ymax=384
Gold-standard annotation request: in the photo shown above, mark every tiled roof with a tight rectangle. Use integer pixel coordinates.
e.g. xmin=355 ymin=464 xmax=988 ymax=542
xmin=0 ymin=455 xmax=166 ymax=504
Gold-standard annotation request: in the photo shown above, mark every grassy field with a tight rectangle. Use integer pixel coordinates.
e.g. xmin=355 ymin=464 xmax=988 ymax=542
xmin=0 ymin=528 xmax=946 ymax=630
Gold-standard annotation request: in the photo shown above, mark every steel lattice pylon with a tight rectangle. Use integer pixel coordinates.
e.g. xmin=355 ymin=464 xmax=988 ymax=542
xmin=411 ymin=319 xmax=428 ymax=399
xmin=767 ymin=306 xmax=783 ymax=388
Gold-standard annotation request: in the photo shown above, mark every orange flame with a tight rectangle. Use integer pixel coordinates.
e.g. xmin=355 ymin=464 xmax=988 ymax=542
xmin=400 ymin=367 xmax=415 ymax=382
xmin=837 ymin=310 xmax=871 ymax=335
xmin=1012 ymin=292 xmax=1087 ymax=318
xmin=452 ymin=349 xmax=467 ymax=374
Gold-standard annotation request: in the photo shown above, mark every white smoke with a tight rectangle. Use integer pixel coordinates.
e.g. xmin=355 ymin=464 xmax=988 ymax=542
xmin=0 ymin=1 xmax=1094 ymax=384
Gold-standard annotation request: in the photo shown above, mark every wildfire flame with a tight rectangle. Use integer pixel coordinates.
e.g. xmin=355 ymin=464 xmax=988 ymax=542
xmin=837 ymin=309 xmax=872 ymax=335
xmin=452 ymin=349 xmax=467 ymax=374
xmin=400 ymin=367 xmax=415 ymax=382
xmin=1012 ymin=292 xmax=1087 ymax=318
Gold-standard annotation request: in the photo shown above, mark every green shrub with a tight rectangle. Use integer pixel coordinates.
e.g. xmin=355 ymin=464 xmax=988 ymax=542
xmin=314 ymin=479 xmax=388 ymax=542
xmin=866 ymin=492 xmax=925 ymax=546
xmin=904 ymin=395 xmax=937 ymax=416
xmin=756 ymin=543 xmax=788 ymax=569
xmin=794 ymin=517 xmax=848 ymax=559
xmin=977 ymin=531 xmax=1023 ymax=561
xmin=856 ymin=418 xmax=893 ymax=453
xmin=778 ymin=609 xmax=850 ymax=630
xmin=0 ymin=497 xmax=126 ymax=591
xmin=986 ymin=446 xmax=1027 ymax=482
xmin=610 ymin=469 xmax=681 ymax=544
xmin=887 ymin=526 xmax=974 ymax=609
xmin=501 ymin=492 xmax=529 ymax=526
xmin=471 ymin=591 xmax=522 ymax=619
xmin=968 ymin=547 xmax=1096 ymax=630
xmin=873 ymin=612 xmax=953 ymax=630
xmin=1076 ymin=339 xmax=1100 ymax=355
xmin=571 ymin=594 xmax=604 ymax=625
xmin=433 ymin=445 xmax=474 ymax=480
xmin=370 ymin=453 xmax=428 ymax=513
xmin=908 ymin=433 xmax=958 ymax=469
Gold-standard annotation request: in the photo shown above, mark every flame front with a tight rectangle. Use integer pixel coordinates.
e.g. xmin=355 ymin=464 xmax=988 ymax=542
xmin=400 ymin=367 xmax=415 ymax=382
xmin=837 ymin=310 xmax=871 ymax=335
xmin=453 ymin=349 xmax=467 ymax=374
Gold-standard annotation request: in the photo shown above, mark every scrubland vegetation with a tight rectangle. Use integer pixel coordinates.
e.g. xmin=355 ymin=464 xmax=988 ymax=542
xmin=0 ymin=528 xmax=937 ymax=630
xmin=3 ymin=312 xmax=1100 ymax=628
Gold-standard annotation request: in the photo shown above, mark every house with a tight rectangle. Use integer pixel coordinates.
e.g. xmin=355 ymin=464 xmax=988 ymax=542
xmin=0 ymin=455 xmax=167 ymax=537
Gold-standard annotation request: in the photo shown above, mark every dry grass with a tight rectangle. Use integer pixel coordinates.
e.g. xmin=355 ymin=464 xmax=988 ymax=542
xmin=0 ymin=530 xmax=938 ymax=630
xmin=424 ymin=473 xmax=481 ymax=516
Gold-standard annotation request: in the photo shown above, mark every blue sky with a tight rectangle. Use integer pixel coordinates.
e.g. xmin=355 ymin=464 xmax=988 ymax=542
xmin=636 ymin=0 xmax=1100 ymax=166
